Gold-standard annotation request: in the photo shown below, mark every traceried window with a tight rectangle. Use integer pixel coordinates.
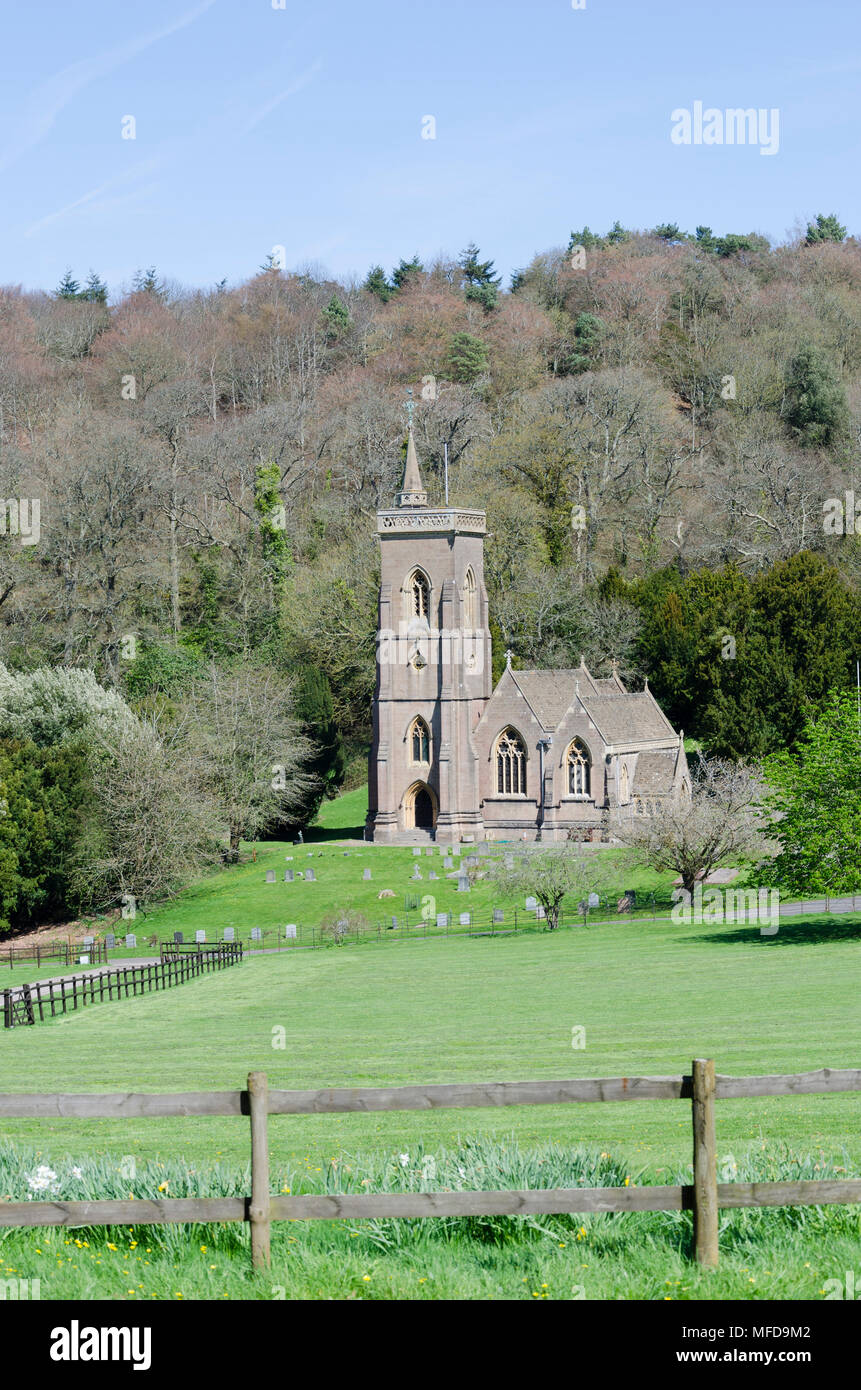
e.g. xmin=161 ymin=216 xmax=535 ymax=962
xmin=408 ymin=568 xmax=430 ymax=620
xmin=567 ymin=739 xmax=591 ymax=796
xmin=410 ymin=716 xmax=430 ymax=764
xmin=496 ymin=728 xmax=526 ymax=795
xmin=463 ymin=566 xmax=477 ymax=628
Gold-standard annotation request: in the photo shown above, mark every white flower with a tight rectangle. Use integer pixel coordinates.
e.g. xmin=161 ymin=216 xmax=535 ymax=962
xmin=26 ymin=1164 xmax=58 ymax=1194
xmin=71 ymin=1167 xmax=84 ymax=1179
xmin=398 ymin=1153 xmax=410 ymax=1168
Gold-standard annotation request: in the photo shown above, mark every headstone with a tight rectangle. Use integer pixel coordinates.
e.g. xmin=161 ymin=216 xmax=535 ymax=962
xmin=173 ymin=931 xmax=184 ymax=944
xmin=411 ymin=866 xmax=422 ymax=880
xmin=536 ymin=906 xmax=546 ymax=920
xmin=466 ymin=856 xmax=479 ymax=868
xmin=306 ymin=868 xmax=316 ymax=881
xmin=390 ymin=916 xmax=398 ymax=929
xmin=266 ymin=870 xmax=276 ymax=883
xmin=425 ymin=847 xmax=433 ymax=856
xmin=125 ymin=933 xmax=137 ymax=949
xmin=78 ymin=955 xmax=90 ymax=966
xmin=251 ymin=927 xmax=262 ymax=941
xmin=195 ymin=930 xmax=206 ymax=944
xmin=459 ymin=913 xmax=471 ymax=926
xmin=588 ymin=892 xmax=600 ymax=908
xmin=436 ymin=913 xmax=449 ymax=928
xmin=285 ymin=924 xmax=297 ymax=939
xmin=105 ymin=933 xmax=116 ymax=948
xmin=363 ymin=868 xmax=372 ymax=880
xmin=760 ymin=923 xmax=779 ymax=937
xmin=224 ymin=927 xmax=235 ymax=941
xmin=457 ymin=875 xmax=470 ymax=892
xmin=307 ymin=852 xmax=312 ymax=857
xmin=493 ymin=909 xmax=504 ymax=923
xmin=429 ymin=871 xmax=438 ymax=881
xmin=285 ymin=870 xmax=294 ymax=882
xmin=505 ymin=855 xmax=515 ymax=869
xmin=525 ymin=896 xmax=537 ymax=910
xmin=413 ymin=847 xmax=421 ymax=856
xmin=444 ymin=857 xmax=454 ymax=869
xmin=83 ymin=935 xmax=94 ymax=947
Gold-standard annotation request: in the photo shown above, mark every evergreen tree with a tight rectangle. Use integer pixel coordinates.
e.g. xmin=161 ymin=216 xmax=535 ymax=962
xmin=605 ymin=220 xmax=631 ymax=245
xmin=652 ymin=222 xmax=683 ymax=242
xmin=804 ymin=213 xmax=846 ymax=245
xmin=254 ymin=462 xmax=291 ymax=625
xmin=784 ymin=341 xmax=848 ymax=446
xmin=391 ymin=255 xmax=424 ymax=290
xmin=80 ymin=270 xmax=108 ymax=303
xmin=56 ymin=269 xmax=80 ymax=299
xmin=459 ymin=242 xmax=501 ymax=287
xmin=321 ymin=294 xmax=350 ymax=339
xmin=132 ymin=266 xmax=164 ymax=297
xmin=363 ymin=265 xmax=391 ymax=302
xmin=294 ymin=666 xmax=346 ymax=802
xmin=564 ymin=311 xmax=605 ymax=373
xmin=446 ymin=331 xmax=488 ymax=383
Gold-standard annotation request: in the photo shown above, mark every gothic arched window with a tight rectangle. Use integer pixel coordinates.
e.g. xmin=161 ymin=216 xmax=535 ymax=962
xmin=463 ymin=566 xmax=477 ymax=628
xmin=408 ymin=568 xmax=430 ymax=620
xmin=410 ymin=716 xmax=430 ymax=764
xmin=567 ymin=739 xmax=591 ymax=796
xmin=496 ymin=728 xmax=526 ymax=795
xmin=619 ymin=762 xmax=629 ymax=803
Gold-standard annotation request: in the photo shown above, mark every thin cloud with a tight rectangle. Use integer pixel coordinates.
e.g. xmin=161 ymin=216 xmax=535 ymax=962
xmin=0 ymin=0 xmax=217 ymax=173
xmin=235 ymin=61 xmax=323 ymax=140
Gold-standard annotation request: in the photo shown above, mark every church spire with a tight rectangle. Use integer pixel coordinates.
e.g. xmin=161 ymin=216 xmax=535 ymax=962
xmin=396 ymin=392 xmax=428 ymax=506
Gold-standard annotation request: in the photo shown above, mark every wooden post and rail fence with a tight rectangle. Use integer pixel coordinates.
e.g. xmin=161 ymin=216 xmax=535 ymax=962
xmin=2 ymin=943 xmax=243 ymax=1028
xmin=0 ymin=1062 xmax=859 ymax=1270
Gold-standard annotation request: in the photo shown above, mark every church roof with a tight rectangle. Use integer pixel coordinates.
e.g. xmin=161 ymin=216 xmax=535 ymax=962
xmin=507 ymin=663 xmax=677 ymax=744
xmin=633 ymin=748 xmax=679 ymax=794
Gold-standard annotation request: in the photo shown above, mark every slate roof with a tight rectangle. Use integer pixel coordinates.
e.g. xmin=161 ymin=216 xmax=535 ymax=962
xmin=506 ymin=664 xmax=678 ymax=744
xmin=632 ymin=748 xmax=679 ymax=794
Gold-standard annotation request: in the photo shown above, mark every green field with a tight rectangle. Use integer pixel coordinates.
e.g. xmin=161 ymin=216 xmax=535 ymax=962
xmin=1 ymin=787 xmax=859 ymax=1300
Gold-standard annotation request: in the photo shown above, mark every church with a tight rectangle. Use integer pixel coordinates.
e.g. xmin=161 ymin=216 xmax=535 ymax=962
xmin=366 ymin=429 xmax=690 ymax=844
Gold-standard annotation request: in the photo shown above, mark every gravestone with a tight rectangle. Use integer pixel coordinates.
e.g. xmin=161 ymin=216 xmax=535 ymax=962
xmin=413 ymin=847 xmax=421 ymax=856
xmin=493 ymin=909 xmax=504 ymax=923
xmin=436 ymin=912 xmax=449 ymax=928
xmin=425 ymin=847 xmax=433 ymax=856
xmin=428 ymin=871 xmax=438 ymax=881
xmin=390 ymin=916 xmax=398 ymax=929
xmin=251 ymin=927 xmax=262 ymax=942
xmin=195 ymin=930 xmax=206 ymax=944
xmin=459 ymin=913 xmax=471 ymax=926
xmin=224 ymin=927 xmax=235 ymax=941
xmin=505 ymin=855 xmax=515 ymax=869
xmin=444 ymin=857 xmax=454 ymax=869
xmin=125 ymin=933 xmax=137 ymax=949
xmin=285 ymin=924 xmax=297 ymax=939
xmin=466 ymin=856 xmax=479 ymax=868
xmin=305 ymin=868 xmax=316 ymax=881
xmin=265 ymin=870 xmax=276 ymax=883
xmin=760 ymin=923 xmax=779 ymax=937
xmin=588 ymin=892 xmax=600 ymax=908
xmin=363 ymin=868 xmax=372 ymax=880
xmin=105 ymin=933 xmax=116 ymax=949
xmin=536 ymin=906 xmax=546 ymax=920
xmin=173 ymin=931 xmax=184 ymax=944
xmin=285 ymin=870 xmax=294 ymax=882
xmin=457 ymin=875 xmax=470 ymax=892
xmin=411 ymin=866 xmax=422 ymax=880
xmin=525 ymin=896 xmax=537 ymax=910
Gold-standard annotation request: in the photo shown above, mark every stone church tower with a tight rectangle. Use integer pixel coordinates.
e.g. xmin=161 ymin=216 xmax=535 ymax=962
xmin=366 ymin=429 xmax=492 ymax=843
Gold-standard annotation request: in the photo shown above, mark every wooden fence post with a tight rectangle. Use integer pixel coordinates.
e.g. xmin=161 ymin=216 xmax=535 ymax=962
xmin=691 ymin=1057 xmax=719 ymax=1267
xmin=248 ymin=1071 xmax=271 ymax=1271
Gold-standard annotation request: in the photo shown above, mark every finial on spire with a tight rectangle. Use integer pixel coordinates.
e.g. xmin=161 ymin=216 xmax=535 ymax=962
xmin=505 ymin=649 xmax=513 ymax=670
xmin=405 ymin=386 xmax=414 ymax=429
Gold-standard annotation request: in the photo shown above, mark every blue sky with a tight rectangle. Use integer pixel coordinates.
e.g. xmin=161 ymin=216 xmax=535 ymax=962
xmin=1 ymin=0 xmax=859 ymax=297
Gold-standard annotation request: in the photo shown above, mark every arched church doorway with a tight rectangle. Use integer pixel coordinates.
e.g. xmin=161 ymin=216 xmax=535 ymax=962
xmin=403 ymin=781 xmax=437 ymax=831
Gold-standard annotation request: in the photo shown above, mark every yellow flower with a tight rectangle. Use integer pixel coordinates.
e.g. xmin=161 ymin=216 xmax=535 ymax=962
xmin=362 ymin=1275 xmax=371 ymax=1281
xmin=107 ymin=1243 xmax=117 ymax=1252
xmin=157 ymin=1183 xmax=169 ymax=1192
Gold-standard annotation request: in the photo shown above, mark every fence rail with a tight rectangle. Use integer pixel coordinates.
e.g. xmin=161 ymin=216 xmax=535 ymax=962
xmin=0 ymin=1062 xmax=859 ymax=1270
xmin=2 ymin=943 xmax=243 ymax=1029
xmin=4 ymin=939 xmax=108 ymax=971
